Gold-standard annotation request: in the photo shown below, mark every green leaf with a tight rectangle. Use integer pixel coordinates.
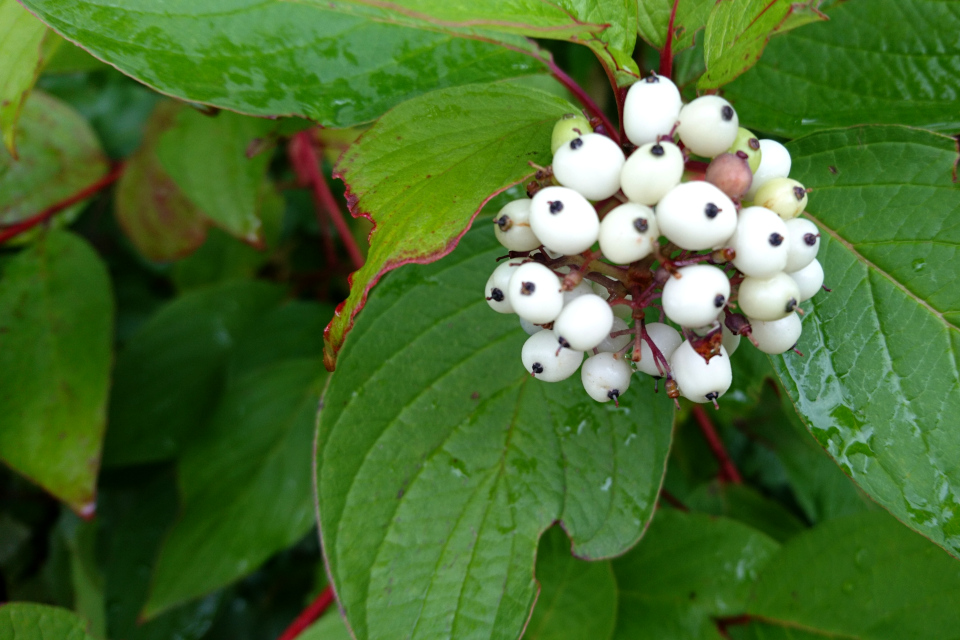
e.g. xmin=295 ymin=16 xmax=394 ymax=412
xmin=99 ymin=467 xmax=223 ymax=640
xmin=747 ymin=511 xmax=960 ymax=638
xmin=725 ymin=0 xmax=960 ymax=137
xmin=636 ymin=0 xmax=713 ymax=54
xmin=57 ymin=513 xmax=106 ymax=637
xmin=699 ymin=0 xmax=826 ymax=90
xmin=0 ymin=602 xmax=98 ymax=640
xmin=558 ymin=0 xmax=640 ymax=79
xmin=20 ymin=0 xmax=547 ymax=128
xmin=325 ymin=82 xmax=576 ymax=367
xmin=611 ymin=509 xmax=780 ymax=640
xmin=525 ymin=527 xmax=617 ymax=640
xmin=317 ymin=226 xmax=674 ymax=640
xmin=145 ymin=359 xmax=325 ymax=617
xmin=725 ymin=622 xmax=826 ymax=640
xmin=157 ymin=109 xmax=274 ymax=245
xmin=0 ymin=0 xmax=60 ymax=155
xmin=0 ymin=231 xmax=112 ymax=514
xmin=0 ymin=91 xmax=108 ymax=229
xmin=301 ymin=613 xmax=354 ymax=640
xmin=777 ymin=126 xmax=960 ymax=557
xmin=114 ymin=101 xmax=209 ymax=262
xmin=104 ymin=281 xmax=286 ymax=466
xmin=686 ymin=482 xmax=806 ymax=543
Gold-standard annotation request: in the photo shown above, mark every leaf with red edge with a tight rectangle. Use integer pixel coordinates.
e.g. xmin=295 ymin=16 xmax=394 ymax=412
xmin=323 ymin=81 xmax=577 ymax=368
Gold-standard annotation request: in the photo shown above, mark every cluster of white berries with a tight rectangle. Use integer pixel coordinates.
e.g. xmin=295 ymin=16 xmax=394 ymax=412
xmin=484 ymin=73 xmax=824 ymax=408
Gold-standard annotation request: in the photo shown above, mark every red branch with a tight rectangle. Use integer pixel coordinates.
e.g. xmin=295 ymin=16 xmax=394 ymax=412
xmin=692 ymin=405 xmax=742 ymax=484
xmin=659 ymin=0 xmax=681 ymax=78
xmin=659 ymin=488 xmax=689 ymax=512
xmin=547 ymin=58 xmax=620 ymax=145
xmin=289 ymin=131 xmax=365 ymax=271
xmin=715 ymin=614 xmax=752 ymax=638
xmin=0 ymin=163 xmax=125 ymax=245
xmin=277 ymin=586 xmax=336 ymax=640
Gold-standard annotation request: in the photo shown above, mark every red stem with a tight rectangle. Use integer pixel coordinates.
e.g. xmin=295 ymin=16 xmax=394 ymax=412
xmin=659 ymin=0 xmax=682 ymax=78
xmin=659 ymin=488 xmax=689 ymax=512
xmin=0 ymin=164 xmax=125 ymax=245
xmin=547 ymin=58 xmax=620 ymax=146
xmin=291 ymin=130 xmax=365 ymax=271
xmin=277 ymin=586 xmax=336 ymax=640
xmin=692 ymin=405 xmax=742 ymax=484
xmin=289 ymin=134 xmax=338 ymax=270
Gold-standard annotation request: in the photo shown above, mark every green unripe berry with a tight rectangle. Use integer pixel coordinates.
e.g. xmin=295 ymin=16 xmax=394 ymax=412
xmin=754 ymin=177 xmax=808 ymax=220
xmin=727 ymin=127 xmax=762 ymax=173
xmin=551 ymin=113 xmax=593 ymax=154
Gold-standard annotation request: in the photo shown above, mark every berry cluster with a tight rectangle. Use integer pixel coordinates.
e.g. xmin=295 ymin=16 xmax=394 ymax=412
xmin=484 ymin=74 xmax=825 ymax=409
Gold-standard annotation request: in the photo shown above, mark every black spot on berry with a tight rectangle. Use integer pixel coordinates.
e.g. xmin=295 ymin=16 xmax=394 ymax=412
xmin=706 ymin=391 xmax=719 ymax=401
xmin=549 ymin=200 xmax=564 ymax=214
xmin=704 ymin=203 xmax=721 ymax=219
xmin=570 ymin=138 xmax=584 ymax=150
xmin=714 ymin=294 xmax=726 ymax=308
xmin=607 ymin=389 xmax=620 ymax=400
xmin=651 ymin=144 xmax=665 ymax=156
xmin=804 ymin=232 xmax=818 ymax=246
xmin=634 ymin=217 xmax=649 ymax=233
xmin=496 ymin=215 xmax=510 ymax=230
xmin=793 ymin=186 xmax=807 ymax=201
xmin=558 ymin=337 xmax=570 ymax=348
xmin=736 ymin=150 xmax=749 ymax=160
xmin=768 ymin=232 xmax=784 ymax=246
xmin=490 ymin=288 xmax=504 ymax=302
xmin=721 ymin=105 xmax=734 ymax=121
xmin=645 ymin=75 xmax=659 ymax=84
xmin=748 ymin=138 xmax=760 ymax=151
xmin=785 ymin=297 xmax=798 ymax=312
xmin=520 ymin=281 xmax=536 ymax=295
xmin=532 ymin=363 xmax=544 ymax=374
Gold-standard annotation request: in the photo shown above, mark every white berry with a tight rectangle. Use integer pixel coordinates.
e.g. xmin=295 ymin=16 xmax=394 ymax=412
xmin=662 ymin=264 xmax=731 ymax=328
xmin=522 ymin=329 xmax=583 ymax=382
xmin=745 ymin=139 xmax=792 ymax=200
xmin=598 ymin=203 xmax=659 ymax=264
xmin=788 ymin=259 xmax=824 ymax=302
xmin=484 ymin=260 xmax=524 ymax=314
xmin=784 ymin=218 xmax=820 ymax=272
xmin=623 ymin=75 xmax=682 ymax=147
xmin=553 ymin=294 xmax=614 ymax=351
xmin=493 ymin=198 xmax=541 ymax=252
xmin=635 ymin=322 xmax=682 ymax=377
xmin=581 ymin=352 xmax=633 ymax=403
xmin=748 ymin=313 xmax=802 ymax=354
xmin=520 ymin=317 xmax=541 ymax=336
xmin=507 ymin=262 xmax=564 ymax=324
xmin=754 ymin=177 xmax=808 ymax=220
xmin=597 ymin=317 xmax=631 ymax=353
xmin=529 ymin=186 xmax=599 ymax=255
xmin=721 ymin=317 xmax=740 ymax=355
xmin=670 ymin=341 xmax=733 ymax=404
xmin=553 ymin=133 xmax=625 ymax=201
xmin=656 ymin=181 xmax=737 ymax=250
xmin=620 ymin=141 xmax=684 ymax=205
xmin=737 ymin=272 xmax=801 ymax=321
xmin=677 ymin=96 xmax=739 ymax=158
xmin=728 ymin=206 xmax=789 ymax=278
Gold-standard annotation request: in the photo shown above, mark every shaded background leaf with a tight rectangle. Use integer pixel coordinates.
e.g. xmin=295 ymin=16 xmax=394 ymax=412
xmin=0 ymin=602 xmax=98 ymax=639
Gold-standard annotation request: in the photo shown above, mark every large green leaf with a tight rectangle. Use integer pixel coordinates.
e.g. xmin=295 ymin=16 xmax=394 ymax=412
xmin=777 ymin=126 xmax=960 ymax=556
xmin=317 ymin=227 xmax=674 ymax=640
xmin=19 ymin=0 xmax=547 ymax=128
xmin=0 ymin=231 xmax=112 ymax=514
xmin=157 ymin=108 xmax=274 ymax=244
xmin=699 ymin=0 xmax=825 ymax=90
xmin=636 ymin=0 xmax=712 ymax=54
xmin=725 ymin=0 xmax=960 ymax=137
xmin=114 ymin=101 xmax=209 ymax=262
xmin=145 ymin=359 xmax=326 ymax=617
xmin=745 ymin=511 xmax=960 ymax=638
xmin=0 ymin=603 xmax=98 ymax=640
xmin=611 ymin=509 xmax=780 ymax=640
xmin=325 ymin=82 xmax=575 ymax=367
xmin=104 ymin=281 xmax=286 ymax=466
xmin=525 ymin=527 xmax=617 ymax=640
xmin=0 ymin=0 xmax=60 ymax=155
xmin=0 ymin=91 xmax=108 ymax=227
